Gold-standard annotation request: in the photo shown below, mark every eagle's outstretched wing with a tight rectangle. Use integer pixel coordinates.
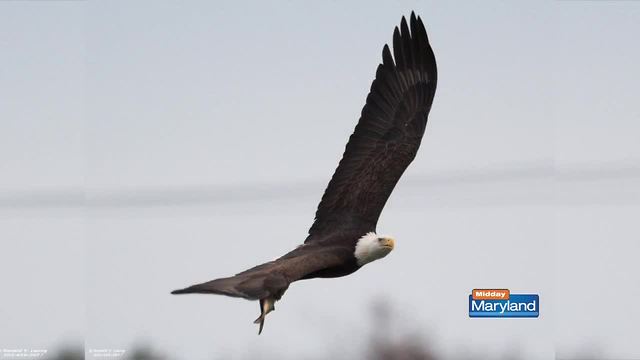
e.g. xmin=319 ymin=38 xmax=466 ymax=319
xmin=307 ymin=13 xmax=437 ymax=241
xmin=171 ymin=245 xmax=351 ymax=300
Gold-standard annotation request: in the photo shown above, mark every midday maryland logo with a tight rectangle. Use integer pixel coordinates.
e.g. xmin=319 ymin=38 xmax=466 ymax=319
xmin=468 ymin=289 xmax=539 ymax=318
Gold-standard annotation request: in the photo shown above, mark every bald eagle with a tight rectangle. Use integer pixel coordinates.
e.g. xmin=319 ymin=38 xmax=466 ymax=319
xmin=172 ymin=12 xmax=437 ymax=334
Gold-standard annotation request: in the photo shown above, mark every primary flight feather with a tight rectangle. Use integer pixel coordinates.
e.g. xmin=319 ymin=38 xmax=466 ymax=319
xmin=172 ymin=12 xmax=437 ymax=334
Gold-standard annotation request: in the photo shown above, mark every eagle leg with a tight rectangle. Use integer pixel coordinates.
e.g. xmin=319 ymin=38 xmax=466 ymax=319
xmin=253 ymin=297 xmax=276 ymax=335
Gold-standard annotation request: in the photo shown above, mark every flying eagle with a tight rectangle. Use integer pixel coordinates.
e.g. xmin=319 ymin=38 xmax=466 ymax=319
xmin=172 ymin=12 xmax=437 ymax=334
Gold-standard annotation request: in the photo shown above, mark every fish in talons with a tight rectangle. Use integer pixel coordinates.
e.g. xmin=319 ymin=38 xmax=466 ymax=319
xmin=253 ymin=297 xmax=276 ymax=335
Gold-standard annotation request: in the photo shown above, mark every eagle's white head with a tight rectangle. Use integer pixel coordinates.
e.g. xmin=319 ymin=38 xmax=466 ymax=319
xmin=354 ymin=232 xmax=395 ymax=266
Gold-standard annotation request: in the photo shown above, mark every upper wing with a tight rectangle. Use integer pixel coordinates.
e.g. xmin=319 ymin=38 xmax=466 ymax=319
xmin=307 ymin=13 xmax=437 ymax=241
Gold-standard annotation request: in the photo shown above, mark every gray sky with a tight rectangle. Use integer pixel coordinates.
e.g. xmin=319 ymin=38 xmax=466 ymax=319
xmin=1 ymin=1 xmax=639 ymax=359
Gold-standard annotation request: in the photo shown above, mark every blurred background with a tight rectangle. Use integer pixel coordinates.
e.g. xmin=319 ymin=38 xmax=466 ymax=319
xmin=1 ymin=1 xmax=638 ymax=359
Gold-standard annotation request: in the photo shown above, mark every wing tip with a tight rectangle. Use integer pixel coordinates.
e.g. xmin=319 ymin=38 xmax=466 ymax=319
xmin=400 ymin=16 xmax=409 ymax=37
xmin=171 ymin=288 xmax=191 ymax=295
xmin=382 ymin=44 xmax=394 ymax=67
xmin=381 ymin=12 xmax=434 ymax=72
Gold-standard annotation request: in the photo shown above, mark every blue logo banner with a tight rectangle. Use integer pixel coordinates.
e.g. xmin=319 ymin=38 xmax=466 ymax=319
xmin=469 ymin=294 xmax=539 ymax=318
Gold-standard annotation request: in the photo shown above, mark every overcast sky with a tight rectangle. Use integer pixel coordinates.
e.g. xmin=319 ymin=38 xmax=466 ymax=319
xmin=1 ymin=1 xmax=639 ymax=360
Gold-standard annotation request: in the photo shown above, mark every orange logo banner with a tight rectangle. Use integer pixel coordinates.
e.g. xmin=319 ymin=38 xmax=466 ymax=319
xmin=472 ymin=289 xmax=510 ymax=300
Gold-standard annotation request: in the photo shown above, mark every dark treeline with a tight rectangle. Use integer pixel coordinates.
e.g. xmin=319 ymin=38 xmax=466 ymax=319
xmin=48 ymin=301 xmax=600 ymax=360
